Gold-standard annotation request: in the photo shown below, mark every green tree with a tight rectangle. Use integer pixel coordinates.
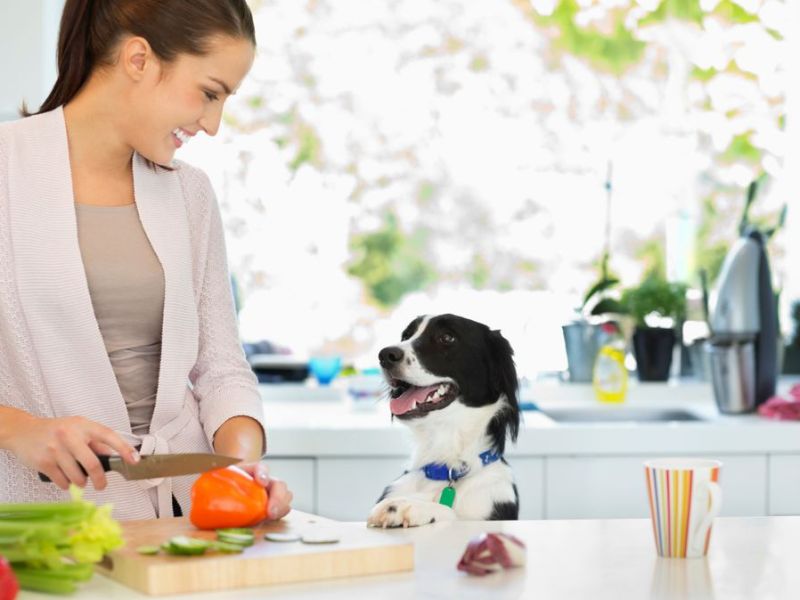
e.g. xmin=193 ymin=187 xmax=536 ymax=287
xmin=348 ymin=213 xmax=436 ymax=307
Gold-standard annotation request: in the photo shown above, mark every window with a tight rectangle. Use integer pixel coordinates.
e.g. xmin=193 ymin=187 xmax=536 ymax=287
xmin=181 ymin=0 xmax=794 ymax=377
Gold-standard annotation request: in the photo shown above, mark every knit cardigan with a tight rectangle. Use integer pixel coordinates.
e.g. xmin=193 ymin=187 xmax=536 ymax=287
xmin=0 ymin=107 xmax=265 ymax=520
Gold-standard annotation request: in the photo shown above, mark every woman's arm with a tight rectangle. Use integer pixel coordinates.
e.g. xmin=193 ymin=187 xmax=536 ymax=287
xmin=0 ymin=406 xmax=37 ymax=451
xmin=181 ymin=165 xmax=266 ymax=451
xmin=0 ymin=406 xmax=139 ymax=490
xmin=212 ymin=415 xmax=264 ymax=461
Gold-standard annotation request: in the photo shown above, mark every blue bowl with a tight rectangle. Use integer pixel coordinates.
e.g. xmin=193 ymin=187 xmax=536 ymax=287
xmin=309 ymin=356 xmax=342 ymax=385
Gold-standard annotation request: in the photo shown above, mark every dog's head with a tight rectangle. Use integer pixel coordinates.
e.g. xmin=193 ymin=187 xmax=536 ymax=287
xmin=378 ymin=313 xmax=519 ymax=451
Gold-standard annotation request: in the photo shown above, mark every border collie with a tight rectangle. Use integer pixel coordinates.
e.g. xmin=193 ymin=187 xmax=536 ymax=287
xmin=367 ymin=314 xmax=520 ymax=528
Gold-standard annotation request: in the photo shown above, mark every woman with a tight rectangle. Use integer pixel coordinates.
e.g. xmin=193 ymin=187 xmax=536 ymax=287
xmin=0 ymin=0 xmax=293 ymax=521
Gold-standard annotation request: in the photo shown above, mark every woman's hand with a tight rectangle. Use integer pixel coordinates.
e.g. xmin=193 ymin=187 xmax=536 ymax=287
xmin=7 ymin=414 xmax=139 ymax=491
xmin=237 ymin=462 xmax=294 ymax=520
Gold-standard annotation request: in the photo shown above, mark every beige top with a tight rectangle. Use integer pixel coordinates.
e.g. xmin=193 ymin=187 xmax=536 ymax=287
xmin=75 ymin=203 xmax=165 ymax=435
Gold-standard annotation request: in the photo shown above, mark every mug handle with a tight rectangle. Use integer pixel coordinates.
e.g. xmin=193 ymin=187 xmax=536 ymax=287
xmin=688 ymin=481 xmax=722 ymax=556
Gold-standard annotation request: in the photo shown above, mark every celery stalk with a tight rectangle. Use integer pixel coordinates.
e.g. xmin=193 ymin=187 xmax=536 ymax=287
xmin=0 ymin=485 xmax=124 ymax=594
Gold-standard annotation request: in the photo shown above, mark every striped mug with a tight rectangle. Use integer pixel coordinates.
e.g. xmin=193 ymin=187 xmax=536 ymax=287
xmin=644 ymin=458 xmax=722 ymax=558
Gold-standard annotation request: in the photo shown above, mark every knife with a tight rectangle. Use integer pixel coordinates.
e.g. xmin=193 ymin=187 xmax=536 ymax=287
xmin=38 ymin=453 xmax=240 ymax=482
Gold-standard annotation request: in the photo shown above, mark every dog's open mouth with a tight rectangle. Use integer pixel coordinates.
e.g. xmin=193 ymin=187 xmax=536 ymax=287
xmin=388 ymin=379 xmax=459 ymax=418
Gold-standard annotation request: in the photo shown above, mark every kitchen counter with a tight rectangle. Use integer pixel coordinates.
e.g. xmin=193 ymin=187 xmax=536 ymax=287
xmin=260 ymin=378 xmax=800 ymax=456
xmin=19 ymin=514 xmax=800 ymax=599
xmin=255 ymin=378 xmax=800 ymax=521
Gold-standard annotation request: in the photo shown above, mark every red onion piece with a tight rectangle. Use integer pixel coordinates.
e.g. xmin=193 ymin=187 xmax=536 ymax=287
xmin=457 ymin=532 xmax=527 ymax=576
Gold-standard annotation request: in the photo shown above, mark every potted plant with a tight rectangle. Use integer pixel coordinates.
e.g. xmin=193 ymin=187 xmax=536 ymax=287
xmin=562 ymin=254 xmax=621 ymax=382
xmin=621 ymin=275 xmax=688 ymax=381
xmin=562 ymin=164 xmax=627 ymax=382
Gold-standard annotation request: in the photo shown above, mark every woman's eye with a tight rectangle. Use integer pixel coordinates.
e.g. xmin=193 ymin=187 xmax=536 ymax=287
xmin=439 ymin=333 xmax=455 ymax=345
xmin=203 ymin=90 xmax=219 ymax=102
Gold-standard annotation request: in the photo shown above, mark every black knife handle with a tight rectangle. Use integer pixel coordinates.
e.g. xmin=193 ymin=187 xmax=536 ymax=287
xmin=38 ymin=455 xmax=113 ymax=483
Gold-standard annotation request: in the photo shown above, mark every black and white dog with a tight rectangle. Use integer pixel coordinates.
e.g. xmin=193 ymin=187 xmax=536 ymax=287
xmin=367 ymin=314 xmax=520 ymax=528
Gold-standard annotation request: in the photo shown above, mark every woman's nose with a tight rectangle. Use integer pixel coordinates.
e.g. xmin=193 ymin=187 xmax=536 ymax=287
xmin=198 ymin=107 xmax=223 ymax=137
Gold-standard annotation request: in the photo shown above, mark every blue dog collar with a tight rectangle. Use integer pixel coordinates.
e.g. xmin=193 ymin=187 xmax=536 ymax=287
xmin=421 ymin=450 xmax=502 ymax=482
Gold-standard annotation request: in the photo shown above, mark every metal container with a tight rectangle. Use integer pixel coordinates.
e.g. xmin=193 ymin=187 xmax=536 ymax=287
xmin=562 ymin=321 xmax=605 ymax=383
xmin=706 ymin=340 xmax=756 ymax=414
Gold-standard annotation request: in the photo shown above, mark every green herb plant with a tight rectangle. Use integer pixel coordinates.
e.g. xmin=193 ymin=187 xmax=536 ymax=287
xmin=620 ymin=275 xmax=688 ymax=328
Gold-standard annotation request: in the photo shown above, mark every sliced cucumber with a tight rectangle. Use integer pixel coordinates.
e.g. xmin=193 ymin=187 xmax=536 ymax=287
xmin=136 ymin=545 xmax=161 ymax=556
xmin=210 ymin=540 xmax=246 ymax=553
xmin=162 ymin=535 xmax=212 ymax=556
xmin=216 ymin=528 xmax=255 ymax=547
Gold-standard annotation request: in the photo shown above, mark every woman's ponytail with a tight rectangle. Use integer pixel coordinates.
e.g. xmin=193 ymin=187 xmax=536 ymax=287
xmin=21 ymin=0 xmax=96 ymax=117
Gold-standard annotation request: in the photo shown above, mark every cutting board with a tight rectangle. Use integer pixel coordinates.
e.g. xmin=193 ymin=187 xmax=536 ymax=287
xmin=97 ymin=510 xmax=414 ymax=595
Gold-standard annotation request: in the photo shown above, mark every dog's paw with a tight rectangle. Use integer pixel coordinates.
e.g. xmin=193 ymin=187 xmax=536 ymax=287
xmin=367 ymin=498 xmax=441 ymax=528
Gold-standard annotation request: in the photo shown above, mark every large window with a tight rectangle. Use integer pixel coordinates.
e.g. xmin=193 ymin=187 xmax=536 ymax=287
xmin=180 ymin=0 xmax=794 ymax=377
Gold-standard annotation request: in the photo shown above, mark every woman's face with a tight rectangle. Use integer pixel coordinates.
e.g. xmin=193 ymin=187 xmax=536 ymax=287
xmin=124 ymin=35 xmax=255 ymax=166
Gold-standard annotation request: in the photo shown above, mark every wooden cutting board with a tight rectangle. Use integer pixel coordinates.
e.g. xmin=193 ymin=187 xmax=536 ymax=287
xmin=97 ymin=511 xmax=414 ymax=595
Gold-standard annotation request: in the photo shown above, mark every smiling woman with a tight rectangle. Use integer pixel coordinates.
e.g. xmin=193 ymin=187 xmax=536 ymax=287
xmin=0 ymin=0 xmax=292 ymax=522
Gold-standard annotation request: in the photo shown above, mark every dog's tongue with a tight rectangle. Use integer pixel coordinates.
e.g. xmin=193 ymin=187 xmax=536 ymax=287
xmin=390 ymin=385 xmax=439 ymax=415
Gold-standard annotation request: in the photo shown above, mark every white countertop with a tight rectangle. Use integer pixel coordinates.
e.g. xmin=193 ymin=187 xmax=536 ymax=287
xmin=20 ymin=514 xmax=800 ymax=600
xmin=259 ymin=378 xmax=800 ymax=456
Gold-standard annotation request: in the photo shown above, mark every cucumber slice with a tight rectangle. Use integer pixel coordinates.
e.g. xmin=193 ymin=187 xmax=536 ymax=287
xmin=216 ymin=528 xmax=254 ymax=535
xmin=216 ymin=528 xmax=255 ymax=546
xmin=136 ymin=545 xmax=160 ymax=555
xmin=210 ymin=540 xmax=246 ymax=553
xmin=162 ymin=535 xmax=212 ymax=556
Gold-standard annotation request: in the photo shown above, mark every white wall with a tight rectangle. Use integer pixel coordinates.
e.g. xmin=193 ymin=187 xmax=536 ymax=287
xmin=0 ymin=0 xmax=63 ymax=121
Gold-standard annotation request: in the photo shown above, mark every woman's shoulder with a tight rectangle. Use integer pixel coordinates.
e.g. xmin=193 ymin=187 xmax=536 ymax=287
xmin=0 ymin=110 xmax=61 ymax=142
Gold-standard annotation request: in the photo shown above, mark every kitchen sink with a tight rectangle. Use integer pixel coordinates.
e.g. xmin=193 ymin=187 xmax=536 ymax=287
xmin=540 ymin=407 xmax=705 ymax=423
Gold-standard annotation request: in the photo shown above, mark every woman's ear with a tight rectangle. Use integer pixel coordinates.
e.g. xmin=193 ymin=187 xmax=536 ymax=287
xmin=120 ymin=35 xmax=155 ymax=82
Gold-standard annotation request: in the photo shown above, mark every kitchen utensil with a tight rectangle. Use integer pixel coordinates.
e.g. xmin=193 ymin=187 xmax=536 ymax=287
xmin=706 ymin=340 xmax=756 ymax=414
xmin=38 ymin=452 xmax=240 ymax=482
xmin=710 ymin=229 xmax=778 ymax=410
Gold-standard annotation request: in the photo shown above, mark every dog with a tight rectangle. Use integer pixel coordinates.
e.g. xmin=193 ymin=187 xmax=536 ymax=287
xmin=367 ymin=313 xmax=520 ymax=528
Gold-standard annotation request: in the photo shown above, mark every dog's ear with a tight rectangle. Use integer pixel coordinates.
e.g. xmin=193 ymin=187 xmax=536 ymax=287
xmin=487 ymin=329 xmax=520 ymax=449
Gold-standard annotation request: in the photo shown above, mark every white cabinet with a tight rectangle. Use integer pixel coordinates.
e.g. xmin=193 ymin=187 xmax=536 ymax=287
xmin=266 ymin=454 xmax=772 ymax=521
xmin=768 ymin=455 xmax=800 ymax=515
xmin=317 ymin=457 xmax=410 ymax=521
xmin=545 ymin=455 xmax=767 ymax=519
xmin=510 ymin=457 xmax=545 ymax=519
xmin=263 ymin=458 xmax=316 ymax=515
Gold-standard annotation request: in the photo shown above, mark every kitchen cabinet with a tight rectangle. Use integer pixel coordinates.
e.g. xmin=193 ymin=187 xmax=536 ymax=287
xmin=510 ymin=457 xmax=545 ymax=519
xmin=315 ymin=456 xmax=545 ymax=521
xmin=262 ymin=457 xmax=316 ymax=514
xmin=768 ymin=455 xmax=800 ymax=515
xmin=544 ymin=454 xmax=767 ymax=519
xmin=317 ymin=457 xmax=410 ymax=521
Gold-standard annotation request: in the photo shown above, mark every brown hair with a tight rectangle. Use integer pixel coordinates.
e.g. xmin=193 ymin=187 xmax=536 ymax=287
xmin=22 ymin=0 xmax=255 ymax=117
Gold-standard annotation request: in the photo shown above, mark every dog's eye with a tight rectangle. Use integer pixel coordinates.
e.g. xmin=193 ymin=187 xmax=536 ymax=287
xmin=438 ymin=333 xmax=456 ymax=345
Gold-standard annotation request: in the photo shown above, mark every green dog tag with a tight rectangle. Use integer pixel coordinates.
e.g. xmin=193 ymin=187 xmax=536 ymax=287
xmin=439 ymin=485 xmax=456 ymax=507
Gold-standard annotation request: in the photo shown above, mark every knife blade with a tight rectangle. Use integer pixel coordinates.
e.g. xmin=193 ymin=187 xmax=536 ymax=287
xmin=38 ymin=453 xmax=240 ymax=482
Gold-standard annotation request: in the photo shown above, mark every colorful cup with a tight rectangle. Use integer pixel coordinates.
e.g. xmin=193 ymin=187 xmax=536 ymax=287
xmin=644 ymin=458 xmax=722 ymax=558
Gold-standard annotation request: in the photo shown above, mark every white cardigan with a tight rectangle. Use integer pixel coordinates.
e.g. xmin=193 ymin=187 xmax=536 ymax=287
xmin=0 ymin=107 xmax=265 ymax=519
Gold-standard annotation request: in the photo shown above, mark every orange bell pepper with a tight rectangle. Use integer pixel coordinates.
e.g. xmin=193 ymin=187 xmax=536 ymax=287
xmin=190 ymin=466 xmax=268 ymax=530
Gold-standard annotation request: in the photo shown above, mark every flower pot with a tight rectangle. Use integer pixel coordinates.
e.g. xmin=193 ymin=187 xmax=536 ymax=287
xmin=562 ymin=321 xmax=605 ymax=383
xmin=632 ymin=327 xmax=676 ymax=382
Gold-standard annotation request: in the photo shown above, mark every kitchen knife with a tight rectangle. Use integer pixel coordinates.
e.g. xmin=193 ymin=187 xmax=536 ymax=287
xmin=38 ymin=453 xmax=240 ymax=482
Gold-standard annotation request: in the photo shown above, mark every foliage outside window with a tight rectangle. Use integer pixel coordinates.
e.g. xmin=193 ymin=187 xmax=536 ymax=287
xmin=181 ymin=0 xmax=790 ymax=375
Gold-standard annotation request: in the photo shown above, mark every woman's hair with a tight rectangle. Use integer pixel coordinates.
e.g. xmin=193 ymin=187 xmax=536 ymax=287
xmin=22 ymin=0 xmax=255 ymax=117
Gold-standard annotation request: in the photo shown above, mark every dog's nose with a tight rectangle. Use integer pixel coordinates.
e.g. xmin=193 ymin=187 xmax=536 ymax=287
xmin=378 ymin=346 xmax=404 ymax=367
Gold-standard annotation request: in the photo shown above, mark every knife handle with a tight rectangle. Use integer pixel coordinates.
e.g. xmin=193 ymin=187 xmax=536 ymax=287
xmin=38 ymin=455 xmax=113 ymax=483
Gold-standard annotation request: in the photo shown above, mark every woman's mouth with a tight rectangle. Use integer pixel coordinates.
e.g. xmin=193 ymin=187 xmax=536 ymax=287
xmin=171 ymin=128 xmax=192 ymax=148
